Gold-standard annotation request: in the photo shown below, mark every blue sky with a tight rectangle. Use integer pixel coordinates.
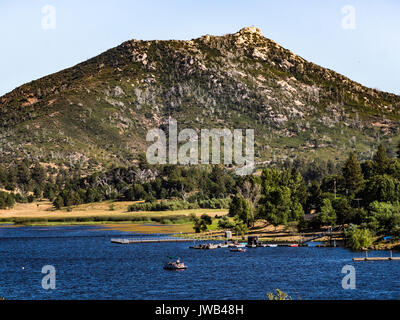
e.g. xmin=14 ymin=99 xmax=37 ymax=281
xmin=0 ymin=0 xmax=399 ymax=96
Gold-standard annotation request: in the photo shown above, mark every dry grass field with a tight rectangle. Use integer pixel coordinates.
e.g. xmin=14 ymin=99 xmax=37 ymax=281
xmin=0 ymin=200 xmax=228 ymax=220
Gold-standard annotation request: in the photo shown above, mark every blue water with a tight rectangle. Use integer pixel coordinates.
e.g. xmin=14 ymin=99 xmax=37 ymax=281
xmin=1 ymin=225 xmax=400 ymax=300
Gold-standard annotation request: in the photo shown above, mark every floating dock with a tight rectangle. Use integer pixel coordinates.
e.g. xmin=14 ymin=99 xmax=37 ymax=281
xmin=353 ymin=257 xmax=400 ymax=261
xmin=111 ymin=238 xmax=194 ymax=244
xmin=353 ymin=251 xmax=400 ymax=261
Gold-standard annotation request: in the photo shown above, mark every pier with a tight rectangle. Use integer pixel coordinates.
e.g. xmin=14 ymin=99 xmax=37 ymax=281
xmin=353 ymin=257 xmax=400 ymax=261
xmin=111 ymin=237 xmax=195 ymax=244
xmin=353 ymin=251 xmax=400 ymax=261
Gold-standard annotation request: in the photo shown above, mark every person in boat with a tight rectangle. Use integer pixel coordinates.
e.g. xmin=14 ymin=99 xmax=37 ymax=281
xmin=177 ymin=259 xmax=185 ymax=268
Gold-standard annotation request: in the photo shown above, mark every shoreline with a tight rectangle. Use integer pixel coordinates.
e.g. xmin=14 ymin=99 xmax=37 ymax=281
xmin=0 ymin=200 xmax=228 ymax=233
xmin=2 ymin=201 xmax=399 ymax=250
xmin=2 ymin=221 xmax=399 ymax=250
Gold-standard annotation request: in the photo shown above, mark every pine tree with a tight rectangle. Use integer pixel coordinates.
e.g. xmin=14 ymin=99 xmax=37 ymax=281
xmin=53 ymin=196 xmax=64 ymax=210
xmin=342 ymin=152 xmax=364 ymax=197
xmin=397 ymin=141 xmax=400 ymax=159
xmin=306 ymin=180 xmax=323 ymax=213
xmin=373 ymin=144 xmax=389 ymax=175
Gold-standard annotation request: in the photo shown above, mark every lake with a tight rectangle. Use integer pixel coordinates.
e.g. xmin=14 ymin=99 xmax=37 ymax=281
xmin=1 ymin=225 xmax=400 ymax=300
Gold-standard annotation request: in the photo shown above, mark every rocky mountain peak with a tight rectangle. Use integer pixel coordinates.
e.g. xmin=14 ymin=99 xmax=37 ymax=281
xmin=237 ymin=26 xmax=264 ymax=37
xmin=0 ymin=27 xmax=399 ymax=170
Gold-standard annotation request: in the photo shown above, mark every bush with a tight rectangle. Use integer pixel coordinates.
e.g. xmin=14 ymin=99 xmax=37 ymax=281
xmin=127 ymin=198 xmax=230 ymax=212
xmin=266 ymin=289 xmax=292 ymax=301
xmin=311 ymin=198 xmax=337 ymax=228
xmin=218 ymin=216 xmax=235 ymax=229
xmin=0 ymin=191 xmax=15 ymax=209
xmin=345 ymin=225 xmax=374 ymax=250
xmin=198 ymin=198 xmax=230 ymax=209
xmin=190 ymin=213 xmax=212 ymax=233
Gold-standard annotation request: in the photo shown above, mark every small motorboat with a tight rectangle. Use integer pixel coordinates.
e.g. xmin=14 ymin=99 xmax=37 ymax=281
xmin=163 ymin=257 xmax=187 ymax=270
xmin=246 ymin=244 xmax=257 ymax=248
xmin=289 ymin=244 xmax=299 ymax=247
xmin=189 ymin=245 xmax=202 ymax=249
xmin=218 ymin=244 xmax=229 ymax=248
xmin=230 ymin=248 xmax=246 ymax=252
xmin=204 ymin=243 xmax=218 ymax=250
xmin=228 ymin=242 xmax=246 ymax=248
xmin=267 ymin=244 xmax=278 ymax=248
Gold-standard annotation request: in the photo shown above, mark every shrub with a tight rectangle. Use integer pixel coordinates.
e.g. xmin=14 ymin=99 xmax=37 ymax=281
xmin=218 ymin=216 xmax=235 ymax=229
xmin=267 ymin=289 xmax=292 ymax=300
xmin=345 ymin=225 xmax=374 ymax=250
xmin=0 ymin=191 xmax=15 ymax=209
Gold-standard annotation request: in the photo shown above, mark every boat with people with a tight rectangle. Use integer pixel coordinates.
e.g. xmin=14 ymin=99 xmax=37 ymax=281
xmin=163 ymin=257 xmax=188 ymax=270
xmin=230 ymin=247 xmax=246 ymax=252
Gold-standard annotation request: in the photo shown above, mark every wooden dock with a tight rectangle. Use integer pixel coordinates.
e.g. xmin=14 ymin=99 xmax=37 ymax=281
xmin=353 ymin=251 xmax=400 ymax=261
xmin=353 ymin=257 xmax=400 ymax=261
xmin=111 ymin=238 xmax=195 ymax=244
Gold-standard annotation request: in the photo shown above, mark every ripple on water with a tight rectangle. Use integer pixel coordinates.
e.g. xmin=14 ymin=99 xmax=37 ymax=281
xmin=1 ymin=226 xmax=400 ymax=299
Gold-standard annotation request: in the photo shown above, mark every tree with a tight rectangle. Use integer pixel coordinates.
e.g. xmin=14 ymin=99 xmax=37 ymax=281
xmin=33 ymin=187 xmax=42 ymax=199
xmin=364 ymin=175 xmax=399 ymax=204
xmin=53 ymin=196 xmax=64 ymax=210
xmin=312 ymin=198 xmax=337 ymax=227
xmin=5 ymin=194 xmax=15 ymax=209
xmin=239 ymin=177 xmax=261 ymax=227
xmin=388 ymin=160 xmax=400 ymax=180
xmin=218 ymin=216 xmax=235 ymax=229
xmin=234 ymin=221 xmax=248 ymax=240
xmin=345 ymin=226 xmax=374 ymax=250
xmin=31 ymin=163 xmax=46 ymax=186
xmin=237 ymin=179 xmax=261 ymax=227
xmin=229 ymin=194 xmax=252 ymax=226
xmin=5 ymin=167 xmax=17 ymax=191
xmin=0 ymin=192 xmax=15 ymax=209
xmin=287 ymin=168 xmax=308 ymax=208
xmin=259 ymin=186 xmax=292 ymax=228
xmin=0 ymin=166 xmax=6 ymax=186
xmin=16 ymin=163 xmax=31 ymax=189
xmin=200 ymin=213 xmax=212 ymax=225
xmin=342 ymin=152 xmax=364 ymax=198
xmin=43 ymin=185 xmax=56 ymax=201
xmin=190 ymin=213 xmax=212 ymax=233
xmin=306 ymin=180 xmax=323 ymax=213
xmin=368 ymin=201 xmax=400 ymax=234
xmin=361 ymin=160 xmax=375 ymax=180
xmin=397 ymin=141 xmax=400 ymax=159
xmin=124 ymin=184 xmax=146 ymax=201
xmin=331 ymin=196 xmax=351 ymax=225
xmin=373 ymin=144 xmax=389 ymax=175
xmin=258 ymin=168 xmax=305 ymax=227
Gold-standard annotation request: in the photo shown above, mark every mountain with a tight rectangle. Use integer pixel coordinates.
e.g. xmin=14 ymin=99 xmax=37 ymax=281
xmin=1 ymin=26 xmax=399 ymax=170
